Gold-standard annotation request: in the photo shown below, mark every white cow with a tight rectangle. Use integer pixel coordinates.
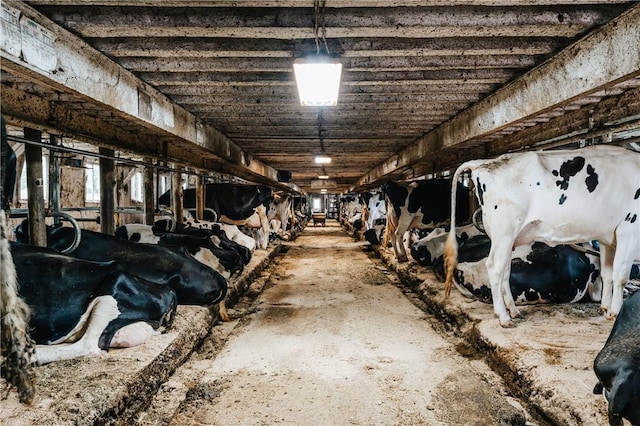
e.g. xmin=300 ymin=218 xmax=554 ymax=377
xmin=444 ymin=145 xmax=640 ymax=327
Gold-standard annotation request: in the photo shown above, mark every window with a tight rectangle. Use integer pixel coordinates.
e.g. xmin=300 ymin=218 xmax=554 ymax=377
xmin=312 ymin=197 xmax=321 ymax=211
xmin=131 ymin=172 xmax=143 ymax=202
xmin=85 ymin=162 xmax=100 ymax=202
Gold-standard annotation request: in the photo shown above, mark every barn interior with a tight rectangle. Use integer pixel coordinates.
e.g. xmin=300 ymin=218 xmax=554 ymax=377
xmin=1 ymin=2 xmax=640 ymax=425
xmin=2 ymin=1 xmax=639 ymax=210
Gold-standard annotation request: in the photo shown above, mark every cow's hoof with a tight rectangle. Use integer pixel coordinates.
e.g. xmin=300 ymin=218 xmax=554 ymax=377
xmin=499 ymin=319 xmax=516 ymax=328
xmin=604 ymin=311 xmax=617 ymax=321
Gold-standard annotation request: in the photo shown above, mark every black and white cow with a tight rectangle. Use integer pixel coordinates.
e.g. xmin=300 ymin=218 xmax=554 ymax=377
xmin=159 ymin=183 xmax=272 ymax=249
xmin=450 ymin=241 xmax=602 ymax=305
xmin=268 ymin=192 xmax=293 ymax=239
xmin=444 ymin=145 xmax=640 ymax=327
xmin=15 ymin=223 xmax=228 ymax=307
xmin=593 ymin=288 xmax=640 ymax=426
xmin=364 ymin=190 xmax=386 ymax=231
xmin=10 ymin=242 xmax=177 ymax=365
xmin=382 ymin=179 xmax=470 ymax=262
xmin=410 ymin=223 xmax=484 ymax=267
xmin=114 ymin=223 xmax=244 ymax=278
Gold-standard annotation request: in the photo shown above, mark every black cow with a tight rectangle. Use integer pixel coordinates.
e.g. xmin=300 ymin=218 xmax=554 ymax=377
xmin=10 ymin=242 xmax=177 ymax=364
xmin=15 ymin=222 xmax=227 ymax=306
xmin=594 ymin=289 xmax=640 ymax=426
xmin=382 ymin=179 xmax=470 ymax=262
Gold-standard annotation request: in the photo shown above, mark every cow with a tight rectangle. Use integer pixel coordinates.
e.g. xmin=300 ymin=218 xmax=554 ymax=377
xmin=114 ymin=223 xmax=244 ymax=278
xmin=10 ymin=242 xmax=177 ymax=365
xmin=450 ymin=241 xmax=601 ymax=305
xmin=340 ymin=195 xmax=360 ymax=223
xmin=411 ymin=224 xmax=484 ymax=267
xmin=1 ymin=209 xmax=36 ymax=404
xmin=268 ymin=192 xmax=293 ymax=239
xmin=364 ymin=190 xmax=386 ymax=231
xmin=593 ymin=289 xmax=640 ymax=426
xmin=15 ymin=222 xmax=228 ymax=307
xmin=363 ymin=224 xmax=386 ymax=246
xmin=444 ymin=145 xmax=640 ymax=327
xmin=155 ymin=219 xmax=252 ymax=265
xmin=158 ymin=183 xmax=272 ymax=249
xmin=382 ymin=179 xmax=470 ymax=263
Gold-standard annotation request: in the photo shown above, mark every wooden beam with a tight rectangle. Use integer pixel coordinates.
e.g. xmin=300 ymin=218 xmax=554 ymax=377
xmin=1 ymin=2 xmax=283 ymax=188
xmin=358 ymin=4 xmax=640 ymax=186
xmin=24 ymin=127 xmax=46 ymax=247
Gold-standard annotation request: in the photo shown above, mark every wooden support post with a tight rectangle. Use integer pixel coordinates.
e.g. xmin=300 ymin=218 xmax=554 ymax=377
xmin=172 ymin=167 xmax=183 ymax=223
xmin=24 ymin=127 xmax=46 ymax=247
xmin=143 ymin=158 xmax=155 ymax=225
xmin=99 ymin=147 xmax=115 ymax=235
xmin=195 ymin=174 xmax=204 ymax=220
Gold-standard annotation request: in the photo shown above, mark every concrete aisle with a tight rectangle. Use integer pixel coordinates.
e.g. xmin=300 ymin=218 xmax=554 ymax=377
xmin=160 ymin=220 xmax=529 ymax=426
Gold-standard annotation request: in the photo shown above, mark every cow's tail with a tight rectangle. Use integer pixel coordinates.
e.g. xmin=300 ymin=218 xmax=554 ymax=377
xmin=0 ymin=209 xmax=37 ymax=404
xmin=444 ymin=162 xmax=473 ymax=298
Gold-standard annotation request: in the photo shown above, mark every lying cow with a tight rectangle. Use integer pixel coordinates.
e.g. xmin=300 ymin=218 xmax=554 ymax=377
xmin=411 ymin=224 xmax=484 ymax=267
xmin=11 ymin=242 xmax=177 ymax=365
xmin=114 ymin=223 xmax=244 ymax=278
xmin=15 ymin=222 xmax=227 ymax=307
xmin=450 ymin=241 xmax=601 ymax=305
xmin=444 ymin=145 xmax=640 ymax=327
xmin=183 ymin=216 xmax=256 ymax=252
xmin=383 ymin=179 xmax=470 ymax=262
xmin=159 ymin=183 xmax=271 ymax=249
xmin=593 ymin=289 xmax=640 ymax=426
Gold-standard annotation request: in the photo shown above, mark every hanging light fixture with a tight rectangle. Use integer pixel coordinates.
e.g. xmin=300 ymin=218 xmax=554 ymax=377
xmin=318 ymin=166 xmax=329 ymax=179
xmin=293 ymin=0 xmax=342 ymax=107
xmin=314 ymin=110 xmax=332 ymax=164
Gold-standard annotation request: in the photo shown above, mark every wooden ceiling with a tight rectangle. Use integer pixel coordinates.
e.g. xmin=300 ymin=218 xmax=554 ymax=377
xmin=2 ymin=1 xmax=639 ymax=194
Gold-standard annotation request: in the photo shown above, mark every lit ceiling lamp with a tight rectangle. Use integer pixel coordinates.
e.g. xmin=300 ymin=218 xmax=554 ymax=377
xmin=293 ymin=0 xmax=342 ymax=107
xmin=314 ymin=155 xmax=331 ymax=164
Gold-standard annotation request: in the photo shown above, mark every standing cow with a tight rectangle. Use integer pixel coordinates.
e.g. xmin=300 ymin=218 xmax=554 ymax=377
xmin=159 ymin=183 xmax=272 ymax=249
xmin=444 ymin=145 xmax=640 ymax=327
xmin=382 ymin=179 xmax=470 ymax=262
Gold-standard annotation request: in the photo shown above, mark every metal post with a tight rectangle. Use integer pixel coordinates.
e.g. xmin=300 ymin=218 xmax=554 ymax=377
xmin=48 ymin=133 xmax=61 ymax=225
xmin=99 ymin=147 xmax=115 ymax=235
xmin=143 ymin=157 xmax=155 ymax=225
xmin=172 ymin=167 xmax=183 ymax=223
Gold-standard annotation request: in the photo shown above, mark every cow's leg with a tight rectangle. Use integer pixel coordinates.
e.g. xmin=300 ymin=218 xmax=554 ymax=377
xmin=486 ymin=242 xmax=519 ymax=327
xmin=599 ymin=244 xmax=615 ymax=314
xmin=608 ymin=234 xmax=639 ymax=320
xmin=393 ymin=216 xmax=414 ymax=262
xmin=35 ymin=296 xmax=120 ymax=365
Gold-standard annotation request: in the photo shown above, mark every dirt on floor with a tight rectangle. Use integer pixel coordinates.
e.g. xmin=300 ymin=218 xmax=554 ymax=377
xmin=2 ymin=219 xmax=614 ymax=425
xmin=140 ymin=221 xmax=532 ymax=426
